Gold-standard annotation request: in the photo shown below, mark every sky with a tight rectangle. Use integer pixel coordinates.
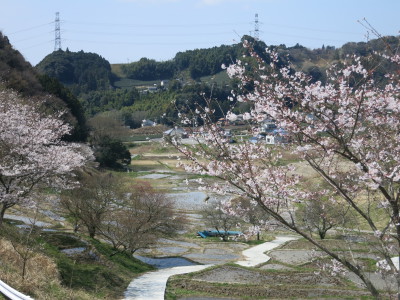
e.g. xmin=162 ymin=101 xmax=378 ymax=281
xmin=0 ymin=0 xmax=399 ymax=66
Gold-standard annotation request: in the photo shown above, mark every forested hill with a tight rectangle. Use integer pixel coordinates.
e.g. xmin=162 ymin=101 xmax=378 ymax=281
xmin=0 ymin=32 xmax=88 ymax=141
xmin=36 ymin=49 xmax=114 ymax=95
xmin=35 ymin=34 xmax=400 ymax=89
xmin=30 ymin=34 xmax=400 ymax=126
xmin=118 ymin=35 xmax=400 ymax=80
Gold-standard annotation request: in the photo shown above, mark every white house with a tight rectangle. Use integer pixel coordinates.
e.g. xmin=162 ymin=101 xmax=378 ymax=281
xmin=161 ymin=80 xmax=169 ymax=88
xmin=141 ymin=119 xmax=157 ymax=127
xmin=260 ymin=118 xmax=277 ymax=133
xmin=265 ymin=128 xmax=290 ymax=145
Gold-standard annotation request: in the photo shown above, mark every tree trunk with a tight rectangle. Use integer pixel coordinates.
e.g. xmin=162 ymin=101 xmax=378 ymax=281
xmin=22 ymin=257 xmax=27 ymax=280
xmin=88 ymin=226 xmax=96 ymax=239
xmin=0 ymin=203 xmax=7 ymax=227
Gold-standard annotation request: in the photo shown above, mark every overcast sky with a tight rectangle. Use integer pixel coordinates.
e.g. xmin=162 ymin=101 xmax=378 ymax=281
xmin=1 ymin=0 xmax=399 ymax=66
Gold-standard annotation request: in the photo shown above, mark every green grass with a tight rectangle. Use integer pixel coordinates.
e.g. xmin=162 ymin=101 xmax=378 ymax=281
xmin=151 ymin=145 xmax=176 ymax=154
xmin=113 ymin=78 xmax=161 ymax=89
xmin=244 ymin=238 xmax=274 ymax=245
xmin=199 ymin=71 xmax=230 ymax=85
xmin=125 ymin=171 xmax=151 ymax=178
xmin=110 ymin=64 xmax=125 ymax=78
xmin=42 ymin=233 xmax=87 ymax=250
xmin=40 ymin=232 xmax=153 ymax=299
xmin=130 ymin=154 xmax=143 ymax=160
xmin=124 ymin=134 xmax=163 ymax=142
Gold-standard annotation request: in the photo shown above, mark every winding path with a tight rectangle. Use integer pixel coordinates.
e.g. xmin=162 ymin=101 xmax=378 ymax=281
xmin=124 ymin=265 xmax=212 ymax=300
xmin=236 ymin=236 xmax=298 ymax=267
xmin=123 ymin=235 xmax=298 ymax=300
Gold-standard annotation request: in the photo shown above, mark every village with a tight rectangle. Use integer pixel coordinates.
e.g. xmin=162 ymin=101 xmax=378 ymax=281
xmin=141 ymin=114 xmax=290 ymax=145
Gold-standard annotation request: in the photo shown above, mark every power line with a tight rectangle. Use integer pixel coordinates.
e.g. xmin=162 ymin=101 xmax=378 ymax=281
xmin=6 ymin=22 xmax=53 ymax=35
xmin=261 ymin=22 xmax=362 ymax=36
xmin=63 ymin=29 xmax=233 ymax=37
xmin=64 ymin=20 xmax=250 ymax=28
xmin=260 ymin=30 xmax=350 ymax=43
xmin=65 ymin=38 xmax=236 ymax=46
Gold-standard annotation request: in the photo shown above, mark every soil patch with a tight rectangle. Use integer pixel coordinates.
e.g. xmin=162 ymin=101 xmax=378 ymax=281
xmin=268 ymin=249 xmax=326 ymax=265
xmin=168 ymin=272 xmax=370 ymax=299
xmin=190 ymin=266 xmax=342 ymax=287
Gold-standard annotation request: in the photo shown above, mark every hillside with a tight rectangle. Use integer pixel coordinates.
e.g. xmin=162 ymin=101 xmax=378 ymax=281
xmin=36 ymin=49 xmax=114 ymax=95
xmin=0 ymin=32 xmax=88 ymax=141
xmin=32 ymin=34 xmax=400 ymax=126
xmin=35 ymin=35 xmax=400 ymax=91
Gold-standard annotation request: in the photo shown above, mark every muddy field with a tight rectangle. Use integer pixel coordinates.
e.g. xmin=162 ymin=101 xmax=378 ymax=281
xmin=167 ymin=265 xmax=371 ymax=299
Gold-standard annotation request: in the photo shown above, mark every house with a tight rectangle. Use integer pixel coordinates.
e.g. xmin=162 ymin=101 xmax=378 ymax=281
xmin=141 ymin=119 xmax=157 ymax=127
xmin=265 ymin=128 xmax=290 ymax=145
xmin=147 ymin=86 xmax=158 ymax=93
xmin=160 ymin=80 xmax=169 ymax=88
xmin=260 ymin=118 xmax=277 ymax=133
xmin=163 ymin=127 xmax=188 ymax=139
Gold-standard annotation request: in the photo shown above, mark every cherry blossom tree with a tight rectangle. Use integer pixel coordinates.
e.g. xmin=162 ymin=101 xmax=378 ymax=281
xmin=172 ymin=38 xmax=400 ymax=298
xmin=0 ymin=89 xmax=92 ymax=226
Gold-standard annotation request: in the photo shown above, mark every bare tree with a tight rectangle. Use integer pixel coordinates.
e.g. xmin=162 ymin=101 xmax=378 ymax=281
xmin=296 ymin=194 xmax=355 ymax=240
xmin=99 ymin=182 xmax=186 ymax=254
xmin=1 ymin=211 xmax=42 ymax=281
xmin=202 ymin=200 xmax=242 ymax=241
xmin=61 ymin=171 xmax=121 ymax=238
xmin=88 ymin=111 xmax=132 ymax=142
xmin=231 ymin=196 xmax=271 ymax=240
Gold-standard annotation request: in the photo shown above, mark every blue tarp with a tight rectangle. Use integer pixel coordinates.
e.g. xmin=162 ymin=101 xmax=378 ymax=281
xmin=197 ymin=230 xmax=242 ymax=238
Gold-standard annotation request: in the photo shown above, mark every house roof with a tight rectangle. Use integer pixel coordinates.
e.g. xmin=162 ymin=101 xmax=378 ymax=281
xmin=164 ymin=128 xmax=187 ymax=135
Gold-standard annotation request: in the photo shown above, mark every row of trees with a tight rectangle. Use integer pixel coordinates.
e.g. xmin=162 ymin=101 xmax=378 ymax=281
xmin=203 ymin=194 xmax=353 ymax=242
xmin=80 ymin=88 xmax=140 ymax=116
xmin=61 ymin=172 xmax=185 ymax=254
xmin=120 ymin=35 xmax=400 ymax=82
xmin=121 ymin=44 xmax=241 ymax=80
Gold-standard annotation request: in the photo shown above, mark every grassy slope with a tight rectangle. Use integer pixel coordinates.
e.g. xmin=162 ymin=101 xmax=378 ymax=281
xmin=111 ymin=63 xmax=229 ymax=88
xmin=41 ymin=232 xmax=154 ymax=299
xmin=0 ymin=226 xmax=153 ymax=300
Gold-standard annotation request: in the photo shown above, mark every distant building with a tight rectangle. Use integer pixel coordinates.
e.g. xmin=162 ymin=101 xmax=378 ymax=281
xmin=163 ymin=127 xmax=188 ymax=139
xmin=265 ymin=128 xmax=290 ymax=145
xmin=141 ymin=119 xmax=157 ymax=127
xmin=147 ymin=86 xmax=158 ymax=93
xmin=161 ymin=80 xmax=169 ymax=88
xmin=260 ymin=118 xmax=277 ymax=133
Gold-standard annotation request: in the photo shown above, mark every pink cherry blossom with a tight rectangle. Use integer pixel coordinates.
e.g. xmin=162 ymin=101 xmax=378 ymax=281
xmin=171 ymin=39 xmax=400 ymax=298
xmin=0 ymin=90 xmax=93 ymax=225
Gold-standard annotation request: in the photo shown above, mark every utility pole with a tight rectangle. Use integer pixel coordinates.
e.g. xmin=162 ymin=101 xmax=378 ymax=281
xmin=54 ymin=12 xmax=62 ymax=51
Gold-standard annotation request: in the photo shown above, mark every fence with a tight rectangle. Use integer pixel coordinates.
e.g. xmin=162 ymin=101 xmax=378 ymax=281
xmin=0 ymin=280 xmax=33 ymax=300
